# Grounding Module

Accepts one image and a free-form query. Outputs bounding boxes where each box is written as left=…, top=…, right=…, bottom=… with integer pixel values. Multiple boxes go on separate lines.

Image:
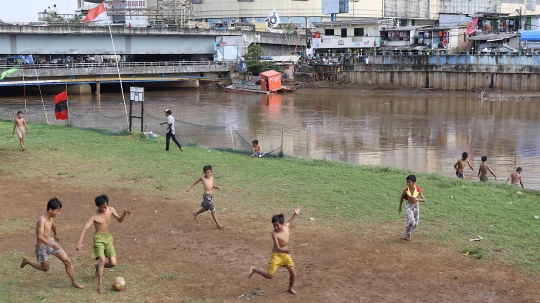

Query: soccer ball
left=112, top=276, right=126, bottom=291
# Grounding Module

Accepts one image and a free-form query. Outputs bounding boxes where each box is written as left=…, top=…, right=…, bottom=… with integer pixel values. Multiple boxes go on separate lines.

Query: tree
left=244, top=43, right=283, bottom=75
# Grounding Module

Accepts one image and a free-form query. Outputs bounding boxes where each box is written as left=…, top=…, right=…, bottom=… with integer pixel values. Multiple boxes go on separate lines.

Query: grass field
left=1, top=120, right=539, bottom=302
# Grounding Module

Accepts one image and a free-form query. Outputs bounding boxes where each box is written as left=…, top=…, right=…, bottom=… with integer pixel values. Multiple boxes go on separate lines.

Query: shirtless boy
left=76, top=194, right=132, bottom=294
left=398, top=175, right=426, bottom=241
left=506, top=167, right=524, bottom=188
left=20, top=197, right=84, bottom=289
left=454, top=152, right=476, bottom=179
left=12, top=111, right=29, bottom=151
left=478, top=156, right=497, bottom=182
left=249, top=205, right=302, bottom=295
left=248, top=140, right=265, bottom=158
left=187, top=165, right=224, bottom=229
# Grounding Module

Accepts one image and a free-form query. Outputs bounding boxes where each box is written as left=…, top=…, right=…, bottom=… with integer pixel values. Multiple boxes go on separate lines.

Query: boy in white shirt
left=160, top=109, right=183, bottom=152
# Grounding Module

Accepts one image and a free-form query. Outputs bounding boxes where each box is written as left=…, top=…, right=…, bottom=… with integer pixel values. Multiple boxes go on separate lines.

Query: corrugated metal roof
left=467, top=33, right=518, bottom=41
left=380, top=25, right=432, bottom=32
left=260, top=70, right=281, bottom=77
left=262, top=56, right=301, bottom=63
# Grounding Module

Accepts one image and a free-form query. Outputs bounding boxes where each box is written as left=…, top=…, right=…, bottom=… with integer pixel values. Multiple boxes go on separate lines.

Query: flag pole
left=103, top=1, right=129, bottom=130
left=32, top=66, right=49, bottom=124
left=21, top=67, right=28, bottom=121
left=65, top=64, right=71, bottom=125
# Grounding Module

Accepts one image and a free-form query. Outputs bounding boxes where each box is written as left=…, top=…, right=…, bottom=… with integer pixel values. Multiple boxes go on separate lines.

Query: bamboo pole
left=230, top=126, right=234, bottom=149
left=8, top=108, right=11, bottom=120
left=146, top=123, right=149, bottom=139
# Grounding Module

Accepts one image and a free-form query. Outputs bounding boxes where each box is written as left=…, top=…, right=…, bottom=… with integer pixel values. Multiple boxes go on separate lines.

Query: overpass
left=0, top=25, right=306, bottom=56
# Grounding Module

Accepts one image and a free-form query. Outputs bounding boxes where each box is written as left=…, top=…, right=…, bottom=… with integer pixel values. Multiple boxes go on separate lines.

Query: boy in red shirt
left=398, top=175, right=426, bottom=241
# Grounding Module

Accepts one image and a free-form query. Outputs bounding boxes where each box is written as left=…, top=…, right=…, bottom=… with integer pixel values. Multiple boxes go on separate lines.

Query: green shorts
left=92, top=232, right=116, bottom=260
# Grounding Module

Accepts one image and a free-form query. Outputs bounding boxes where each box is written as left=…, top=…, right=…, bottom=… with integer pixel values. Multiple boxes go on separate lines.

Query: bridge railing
left=0, top=61, right=233, bottom=69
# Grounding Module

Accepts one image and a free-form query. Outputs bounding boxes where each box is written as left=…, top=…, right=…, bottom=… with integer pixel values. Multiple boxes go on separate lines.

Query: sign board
left=322, top=0, right=349, bottom=14
left=130, top=86, right=144, bottom=102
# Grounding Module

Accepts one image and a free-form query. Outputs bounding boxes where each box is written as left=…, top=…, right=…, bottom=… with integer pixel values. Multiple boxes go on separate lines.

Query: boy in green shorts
left=76, top=194, right=132, bottom=294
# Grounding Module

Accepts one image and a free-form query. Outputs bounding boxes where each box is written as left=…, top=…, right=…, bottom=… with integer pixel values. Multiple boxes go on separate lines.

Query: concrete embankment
left=338, top=55, right=540, bottom=91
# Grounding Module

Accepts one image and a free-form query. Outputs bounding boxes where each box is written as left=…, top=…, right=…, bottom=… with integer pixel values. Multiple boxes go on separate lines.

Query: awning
left=520, top=30, right=540, bottom=41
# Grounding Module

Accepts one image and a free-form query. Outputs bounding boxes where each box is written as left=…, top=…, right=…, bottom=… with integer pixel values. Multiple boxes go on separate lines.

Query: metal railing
left=0, top=61, right=233, bottom=69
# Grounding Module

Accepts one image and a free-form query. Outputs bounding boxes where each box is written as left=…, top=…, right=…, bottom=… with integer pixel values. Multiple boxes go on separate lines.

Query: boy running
left=506, top=167, right=524, bottom=188
left=187, top=165, right=224, bottom=229
left=478, top=156, right=497, bottom=182
left=20, top=197, right=84, bottom=289
left=454, top=152, right=476, bottom=179
left=398, top=175, right=426, bottom=241
left=12, top=111, right=29, bottom=151
left=76, top=194, right=132, bottom=294
left=249, top=205, right=302, bottom=295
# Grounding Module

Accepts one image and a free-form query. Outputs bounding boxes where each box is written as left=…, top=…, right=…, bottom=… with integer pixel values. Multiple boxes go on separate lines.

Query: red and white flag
left=81, top=2, right=106, bottom=23
left=467, top=18, right=479, bottom=35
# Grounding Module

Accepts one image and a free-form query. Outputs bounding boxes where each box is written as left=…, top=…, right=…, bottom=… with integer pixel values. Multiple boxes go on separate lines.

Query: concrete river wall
left=342, top=55, right=540, bottom=91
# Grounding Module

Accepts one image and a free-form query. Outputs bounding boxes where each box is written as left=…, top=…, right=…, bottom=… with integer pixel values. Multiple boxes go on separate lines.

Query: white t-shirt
left=166, top=115, right=175, bottom=134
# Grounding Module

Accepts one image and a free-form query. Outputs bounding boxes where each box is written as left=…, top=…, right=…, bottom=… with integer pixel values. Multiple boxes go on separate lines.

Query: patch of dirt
left=1, top=177, right=539, bottom=302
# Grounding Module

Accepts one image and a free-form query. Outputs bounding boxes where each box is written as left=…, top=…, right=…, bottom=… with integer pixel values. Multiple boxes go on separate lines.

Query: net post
left=8, top=108, right=11, bottom=120
left=146, top=123, right=149, bottom=139
left=230, top=126, right=234, bottom=149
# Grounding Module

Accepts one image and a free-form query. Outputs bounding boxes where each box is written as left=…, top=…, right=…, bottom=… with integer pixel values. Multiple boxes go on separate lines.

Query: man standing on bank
left=160, top=109, right=183, bottom=152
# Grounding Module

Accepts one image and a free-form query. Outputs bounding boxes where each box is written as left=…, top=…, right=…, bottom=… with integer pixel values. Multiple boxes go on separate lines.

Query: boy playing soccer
left=398, top=175, right=426, bottom=241
left=506, top=167, right=524, bottom=188
left=76, top=195, right=132, bottom=294
left=187, top=165, right=224, bottom=230
left=248, top=140, right=265, bottom=158
left=12, top=111, right=29, bottom=151
left=249, top=205, right=302, bottom=295
left=20, top=197, right=84, bottom=289
left=478, top=156, right=497, bottom=182
left=453, top=152, right=476, bottom=179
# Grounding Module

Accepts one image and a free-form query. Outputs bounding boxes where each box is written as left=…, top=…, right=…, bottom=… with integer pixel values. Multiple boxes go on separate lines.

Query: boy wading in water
left=187, top=165, right=224, bottom=230
left=398, top=175, right=426, bottom=241
left=76, top=195, right=132, bottom=294
left=454, top=152, right=476, bottom=179
left=478, top=156, right=497, bottom=182
left=506, top=167, right=524, bottom=188
left=249, top=205, right=302, bottom=295
left=20, top=198, right=84, bottom=289
left=12, top=111, right=29, bottom=151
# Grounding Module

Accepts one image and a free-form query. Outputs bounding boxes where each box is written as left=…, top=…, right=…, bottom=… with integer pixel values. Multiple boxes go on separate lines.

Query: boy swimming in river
left=20, top=197, right=84, bottom=289
left=398, top=175, right=426, bottom=241
left=76, top=194, right=132, bottom=294
left=478, top=156, right=497, bottom=182
left=249, top=205, right=302, bottom=295
left=187, top=165, right=224, bottom=230
left=454, top=152, right=476, bottom=179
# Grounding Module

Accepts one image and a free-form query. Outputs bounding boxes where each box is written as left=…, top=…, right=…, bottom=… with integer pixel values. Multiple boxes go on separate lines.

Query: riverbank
left=1, top=121, right=540, bottom=302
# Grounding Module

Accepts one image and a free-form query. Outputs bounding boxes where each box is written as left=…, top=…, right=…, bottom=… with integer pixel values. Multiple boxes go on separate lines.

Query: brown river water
left=1, top=88, right=539, bottom=189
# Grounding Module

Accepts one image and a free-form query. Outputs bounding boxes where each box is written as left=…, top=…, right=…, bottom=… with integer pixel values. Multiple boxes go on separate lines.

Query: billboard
left=322, top=0, right=349, bottom=14
left=103, top=0, right=149, bottom=27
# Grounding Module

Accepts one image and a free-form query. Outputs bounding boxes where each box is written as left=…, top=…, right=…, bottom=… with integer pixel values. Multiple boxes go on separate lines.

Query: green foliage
left=245, top=43, right=264, bottom=59
left=245, top=59, right=284, bottom=75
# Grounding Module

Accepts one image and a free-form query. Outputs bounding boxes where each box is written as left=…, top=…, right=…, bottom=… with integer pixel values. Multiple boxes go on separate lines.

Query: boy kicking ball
left=76, top=194, right=132, bottom=294
left=249, top=205, right=302, bottom=295
left=20, top=198, right=84, bottom=289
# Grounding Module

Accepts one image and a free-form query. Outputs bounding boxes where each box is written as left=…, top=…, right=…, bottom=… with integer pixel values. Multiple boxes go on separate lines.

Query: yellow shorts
left=92, top=232, right=116, bottom=260
left=267, top=252, right=294, bottom=275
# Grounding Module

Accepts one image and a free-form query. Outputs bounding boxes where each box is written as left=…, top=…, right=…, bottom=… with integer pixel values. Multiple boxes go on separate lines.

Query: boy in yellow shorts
left=249, top=205, right=302, bottom=295
left=76, top=195, right=132, bottom=294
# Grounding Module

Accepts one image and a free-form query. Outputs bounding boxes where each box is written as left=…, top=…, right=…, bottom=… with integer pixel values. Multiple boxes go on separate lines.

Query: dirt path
left=1, top=176, right=539, bottom=302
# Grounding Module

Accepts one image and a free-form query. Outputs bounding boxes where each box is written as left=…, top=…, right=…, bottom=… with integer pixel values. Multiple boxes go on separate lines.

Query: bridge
left=0, top=25, right=306, bottom=55
left=0, top=61, right=233, bottom=94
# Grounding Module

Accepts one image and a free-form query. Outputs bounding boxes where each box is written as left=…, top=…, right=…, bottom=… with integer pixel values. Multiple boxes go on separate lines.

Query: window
left=290, top=16, right=306, bottom=27
left=255, top=17, right=266, bottom=23
left=354, top=28, right=364, bottom=36
left=238, top=0, right=253, bottom=2
left=325, top=28, right=334, bottom=35
left=341, top=28, right=347, bottom=37
left=399, top=19, right=407, bottom=26
left=308, top=16, right=322, bottom=28
left=192, top=0, right=202, bottom=3
left=222, top=18, right=236, bottom=26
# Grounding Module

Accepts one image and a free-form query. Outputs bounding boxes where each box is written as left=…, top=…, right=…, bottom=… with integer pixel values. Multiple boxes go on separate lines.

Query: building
left=312, top=20, right=390, bottom=51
